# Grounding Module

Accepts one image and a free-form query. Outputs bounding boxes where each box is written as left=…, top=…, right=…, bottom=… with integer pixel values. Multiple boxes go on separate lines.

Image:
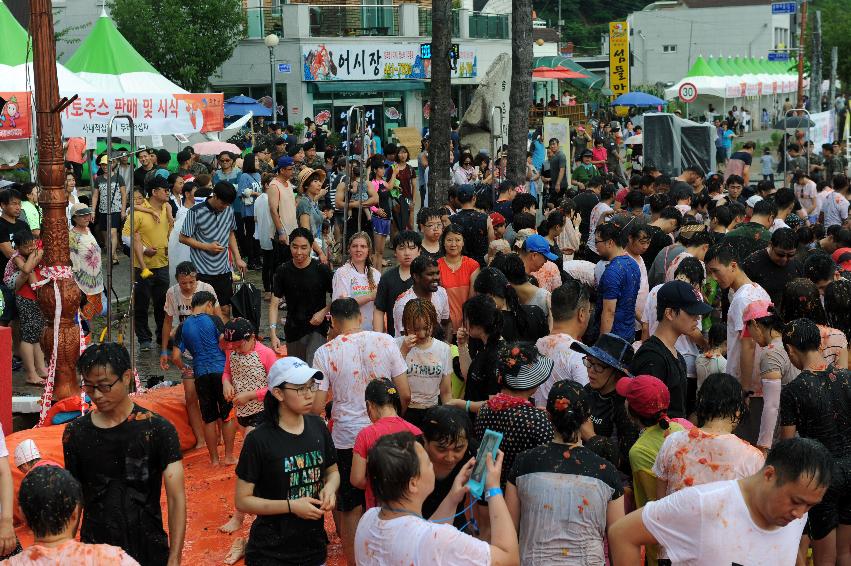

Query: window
left=662, top=44, right=677, bottom=53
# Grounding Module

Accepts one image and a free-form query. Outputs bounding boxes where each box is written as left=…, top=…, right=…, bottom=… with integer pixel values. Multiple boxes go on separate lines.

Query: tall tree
left=508, top=0, right=532, bottom=184
left=428, top=0, right=452, bottom=206
left=108, top=0, right=245, bottom=91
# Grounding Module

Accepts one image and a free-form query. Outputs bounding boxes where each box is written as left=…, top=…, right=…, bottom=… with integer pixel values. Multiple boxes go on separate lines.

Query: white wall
left=628, top=5, right=791, bottom=85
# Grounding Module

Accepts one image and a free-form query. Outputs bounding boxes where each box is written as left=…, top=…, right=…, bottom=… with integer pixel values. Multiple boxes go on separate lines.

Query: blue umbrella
left=610, top=91, right=667, bottom=107
left=224, top=94, right=272, bottom=117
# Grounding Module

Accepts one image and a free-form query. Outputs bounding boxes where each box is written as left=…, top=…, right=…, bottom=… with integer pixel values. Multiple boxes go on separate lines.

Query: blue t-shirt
left=597, top=255, right=641, bottom=342
left=175, top=313, right=226, bottom=376
left=722, top=130, right=734, bottom=149
left=531, top=139, right=546, bottom=171
left=214, top=168, right=244, bottom=215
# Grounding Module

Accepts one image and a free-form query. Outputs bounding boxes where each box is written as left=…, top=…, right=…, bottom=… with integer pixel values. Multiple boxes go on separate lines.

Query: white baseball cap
left=267, top=357, right=323, bottom=388
left=14, top=439, right=40, bottom=468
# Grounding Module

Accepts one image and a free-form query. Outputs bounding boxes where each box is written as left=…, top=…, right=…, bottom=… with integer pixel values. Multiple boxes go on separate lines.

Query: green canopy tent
left=65, top=9, right=186, bottom=93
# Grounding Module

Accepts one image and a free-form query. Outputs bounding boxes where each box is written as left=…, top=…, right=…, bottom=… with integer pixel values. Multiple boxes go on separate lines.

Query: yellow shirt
left=122, top=199, right=170, bottom=269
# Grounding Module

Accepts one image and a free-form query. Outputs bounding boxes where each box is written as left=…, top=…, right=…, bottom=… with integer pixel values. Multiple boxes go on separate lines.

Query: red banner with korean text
left=0, top=92, right=31, bottom=141
left=59, top=92, right=224, bottom=137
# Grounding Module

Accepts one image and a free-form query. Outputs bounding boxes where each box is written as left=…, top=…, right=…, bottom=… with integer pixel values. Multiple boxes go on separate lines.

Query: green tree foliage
left=812, top=0, right=851, bottom=90
left=535, top=0, right=650, bottom=53
left=107, top=0, right=245, bottom=91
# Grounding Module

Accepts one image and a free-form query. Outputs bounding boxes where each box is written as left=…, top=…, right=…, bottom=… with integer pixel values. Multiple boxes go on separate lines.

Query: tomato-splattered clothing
left=314, top=331, right=408, bottom=449
left=507, top=443, right=622, bottom=565
left=4, top=540, right=139, bottom=565
left=652, top=428, right=765, bottom=496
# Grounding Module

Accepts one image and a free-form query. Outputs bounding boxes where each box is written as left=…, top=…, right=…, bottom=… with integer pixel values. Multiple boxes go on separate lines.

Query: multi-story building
left=628, top=0, right=792, bottom=85
left=213, top=1, right=512, bottom=137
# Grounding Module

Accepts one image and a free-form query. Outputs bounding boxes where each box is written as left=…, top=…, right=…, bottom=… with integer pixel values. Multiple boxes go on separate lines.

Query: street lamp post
left=264, top=33, right=280, bottom=122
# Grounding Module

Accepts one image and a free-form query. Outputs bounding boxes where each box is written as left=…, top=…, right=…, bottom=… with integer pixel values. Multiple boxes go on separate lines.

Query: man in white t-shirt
left=610, top=437, right=831, bottom=566
left=534, top=281, right=590, bottom=406
left=706, top=241, right=770, bottom=444
left=311, top=297, right=411, bottom=565
left=586, top=184, right=616, bottom=256
left=822, top=175, right=850, bottom=228
left=355, top=431, right=519, bottom=566
left=392, top=255, right=451, bottom=339
left=158, top=260, right=219, bottom=449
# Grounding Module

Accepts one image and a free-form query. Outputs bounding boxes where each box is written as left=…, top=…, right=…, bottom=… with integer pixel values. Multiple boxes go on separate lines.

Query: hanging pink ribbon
left=32, top=266, right=73, bottom=427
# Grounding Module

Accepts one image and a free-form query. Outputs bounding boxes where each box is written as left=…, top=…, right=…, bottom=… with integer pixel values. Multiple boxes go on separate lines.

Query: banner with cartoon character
left=303, top=43, right=477, bottom=81
left=59, top=92, right=224, bottom=137
left=0, top=93, right=31, bottom=141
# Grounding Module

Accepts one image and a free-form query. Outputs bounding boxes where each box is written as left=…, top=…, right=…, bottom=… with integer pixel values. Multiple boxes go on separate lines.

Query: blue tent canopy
left=224, top=94, right=272, bottom=117
left=610, top=91, right=666, bottom=107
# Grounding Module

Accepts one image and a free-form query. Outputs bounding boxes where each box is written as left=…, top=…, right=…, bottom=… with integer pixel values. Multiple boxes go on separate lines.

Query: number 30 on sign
left=678, top=82, right=698, bottom=103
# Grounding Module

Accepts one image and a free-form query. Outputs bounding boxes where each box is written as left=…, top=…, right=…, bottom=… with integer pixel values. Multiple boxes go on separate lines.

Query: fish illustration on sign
left=314, top=110, right=331, bottom=125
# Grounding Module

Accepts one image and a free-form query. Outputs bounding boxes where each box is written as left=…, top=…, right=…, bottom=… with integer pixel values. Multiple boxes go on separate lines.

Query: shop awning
left=532, top=56, right=604, bottom=90
left=307, top=80, right=426, bottom=94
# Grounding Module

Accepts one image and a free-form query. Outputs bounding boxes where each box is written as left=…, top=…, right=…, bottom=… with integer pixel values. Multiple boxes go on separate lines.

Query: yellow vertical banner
left=609, top=21, right=630, bottom=98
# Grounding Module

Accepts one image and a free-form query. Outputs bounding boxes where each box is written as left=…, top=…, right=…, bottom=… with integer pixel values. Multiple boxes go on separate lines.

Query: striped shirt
left=180, top=200, right=235, bottom=275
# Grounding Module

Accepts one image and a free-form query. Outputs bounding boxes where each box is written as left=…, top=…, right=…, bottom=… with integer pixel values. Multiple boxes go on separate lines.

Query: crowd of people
left=1, top=118, right=851, bottom=565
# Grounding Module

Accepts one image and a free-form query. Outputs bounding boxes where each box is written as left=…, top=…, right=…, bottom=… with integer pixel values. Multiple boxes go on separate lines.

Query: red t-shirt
left=353, top=416, right=422, bottom=508
left=65, top=137, right=86, bottom=164
left=437, top=256, right=480, bottom=332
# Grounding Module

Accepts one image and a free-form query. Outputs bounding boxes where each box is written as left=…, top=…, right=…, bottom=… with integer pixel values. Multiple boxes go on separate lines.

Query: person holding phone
left=355, top=431, right=520, bottom=566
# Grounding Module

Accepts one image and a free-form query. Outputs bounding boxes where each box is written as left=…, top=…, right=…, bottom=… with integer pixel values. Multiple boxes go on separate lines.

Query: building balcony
left=245, top=3, right=509, bottom=40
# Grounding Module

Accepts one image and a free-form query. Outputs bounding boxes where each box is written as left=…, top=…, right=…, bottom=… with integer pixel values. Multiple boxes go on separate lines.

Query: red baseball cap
left=615, top=374, right=670, bottom=418
left=490, top=211, right=506, bottom=227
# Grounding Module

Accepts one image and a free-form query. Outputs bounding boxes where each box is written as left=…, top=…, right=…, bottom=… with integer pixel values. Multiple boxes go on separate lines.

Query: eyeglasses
left=582, top=358, right=610, bottom=373
left=424, top=223, right=443, bottom=229
left=282, top=381, right=319, bottom=397
left=81, top=374, right=122, bottom=394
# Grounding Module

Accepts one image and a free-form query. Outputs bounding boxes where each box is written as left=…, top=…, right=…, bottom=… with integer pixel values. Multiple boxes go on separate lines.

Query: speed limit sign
left=678, top=82, right=698, bottom=103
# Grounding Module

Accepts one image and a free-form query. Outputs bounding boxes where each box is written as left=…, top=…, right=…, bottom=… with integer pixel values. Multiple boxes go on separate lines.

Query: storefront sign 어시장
left=60, top=92, right=224, bottom=137
left=608, top=22, right=630, bottom=96
left=302, top=43, right=477, bottom=81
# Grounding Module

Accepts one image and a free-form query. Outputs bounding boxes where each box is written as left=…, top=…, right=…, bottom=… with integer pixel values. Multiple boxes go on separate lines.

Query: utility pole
left=808, top=10, right=821, bottom=110
left=829, top=46, right=837, bottom=107
left=796, top=0, right=807, bottom=108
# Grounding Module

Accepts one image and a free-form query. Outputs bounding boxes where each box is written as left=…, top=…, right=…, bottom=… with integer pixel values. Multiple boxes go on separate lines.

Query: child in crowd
left=350, top=379, right=422, bottom=509
left=219, top=318, right=278, bottom=533
left=760, top=146, right=775, bottom=184
left=417, top=207, right=444, bottom=261
left=4, top=233, right=46, bottom=385
left=398, top=299, right=453, bottom=428
left=171, top=291, right=236, bottom=466
left=695, top=322, right=727, bottom=392
left=13, top=439, right=60, bottom=475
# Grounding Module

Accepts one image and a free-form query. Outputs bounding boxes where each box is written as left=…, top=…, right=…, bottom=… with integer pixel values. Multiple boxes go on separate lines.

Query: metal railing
left=468, top=12, right=509, bottom=39
left=418, top=6, right=431, bottom=36
left=309, top=4, right=400, bottom=37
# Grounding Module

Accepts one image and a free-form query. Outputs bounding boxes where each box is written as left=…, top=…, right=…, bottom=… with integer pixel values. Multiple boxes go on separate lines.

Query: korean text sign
left=302, top=43, right=477, bottom=81
left=0, top=93, right=31, bottom=141
left=59, top=93, right=224, bottom=137
left=609, top=22, right=630, bottom=97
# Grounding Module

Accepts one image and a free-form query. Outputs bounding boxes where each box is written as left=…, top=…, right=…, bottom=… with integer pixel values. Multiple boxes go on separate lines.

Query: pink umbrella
left=532, top=65, right=589, bottom=79
left=191, top=141, right=242, bottom=155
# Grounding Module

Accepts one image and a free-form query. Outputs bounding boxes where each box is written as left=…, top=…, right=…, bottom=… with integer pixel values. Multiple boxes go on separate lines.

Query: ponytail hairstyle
left=751, top=304, right=785, bottom=334
left=262, top=390, right=280, bottom=424
left=472, top=266, right=528, bottom=336
left=365, top=378, right=402, bottom=416
left=546, top=379, right=591, bottom=443
left=825, top=278, right=851, bottom=342
left=462, top=293, right=503, bottom=340
left=537, top=211, right=565, bottom=237
left=347, top=231, right=376, bottom=289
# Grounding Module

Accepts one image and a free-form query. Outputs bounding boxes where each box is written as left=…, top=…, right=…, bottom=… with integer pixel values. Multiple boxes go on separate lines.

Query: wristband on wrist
left=270, top=323, right=278, bottom=329
left=484, top=487, right=503, bottom=500
left=160, top=350, right=168, bottom=356
left=465, top=400, right=471, bottom=412
left=286, top=499, right=291, bottom=513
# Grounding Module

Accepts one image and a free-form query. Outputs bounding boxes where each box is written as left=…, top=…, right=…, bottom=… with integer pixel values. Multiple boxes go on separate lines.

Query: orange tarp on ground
left=5, top=385, right=346, bottom=565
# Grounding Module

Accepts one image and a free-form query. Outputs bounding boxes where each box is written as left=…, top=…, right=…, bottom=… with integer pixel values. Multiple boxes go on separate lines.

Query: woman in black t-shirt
left=235, top=357, right=340, bottom=566
left=473, top=266, right=548, bottom=344
left=458, top=293, right=505, bottom=402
